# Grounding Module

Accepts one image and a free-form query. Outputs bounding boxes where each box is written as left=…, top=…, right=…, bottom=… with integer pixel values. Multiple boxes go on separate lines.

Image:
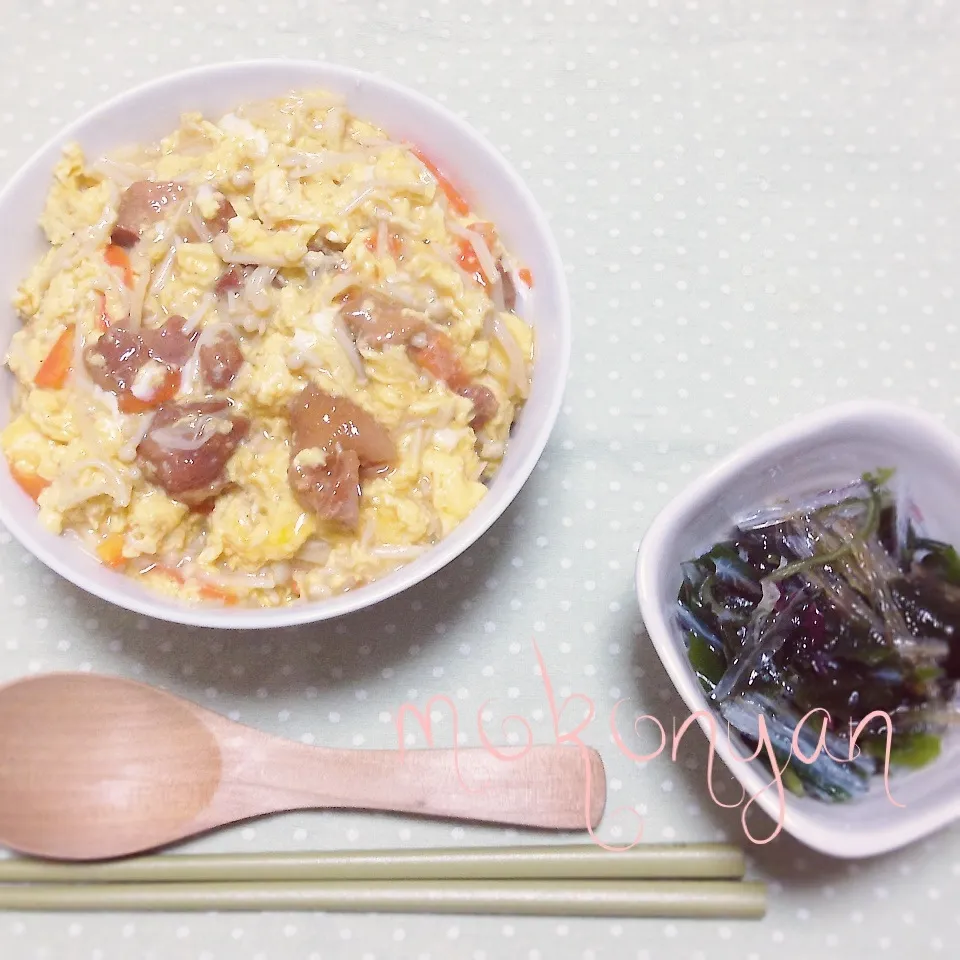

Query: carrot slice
left=413, top=149, right=471, bottom=216
left=409, top=329, right=469, bottom=391
left=199, top=583, right=238, bottom=606
left=117, top=367, right=180, bottom=414
left=104, top=244, right=135, bottom=288
left=96, top=293, right=111, bottom=333
left=364, top=231, right=404, bottom=259
left=154, top=564, right=185, bottom=585
left=96, top=533, right=126, bottom=570
left=519, top=267, right=534, bottom=287
left=471, top=221, right=498, bottom=248
left=33, top=325, right=75, bottom=390
left=9, top=463, right=50, bottom=502
left=152, top=562, right=237, bottom=605
left=456, top=237, right=488, bottom=286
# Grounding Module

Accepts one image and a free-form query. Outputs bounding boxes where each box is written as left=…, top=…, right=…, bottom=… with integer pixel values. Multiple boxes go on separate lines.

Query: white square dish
left=635, top=400, right=960, bottom=858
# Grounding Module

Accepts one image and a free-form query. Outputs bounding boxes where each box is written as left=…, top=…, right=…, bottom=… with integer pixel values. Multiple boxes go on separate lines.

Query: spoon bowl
left=0, top=674, right=606, bottom=861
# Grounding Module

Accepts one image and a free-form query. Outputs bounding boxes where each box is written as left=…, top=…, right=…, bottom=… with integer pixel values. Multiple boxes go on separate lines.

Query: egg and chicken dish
left=2, top=91, right=534, bottom=606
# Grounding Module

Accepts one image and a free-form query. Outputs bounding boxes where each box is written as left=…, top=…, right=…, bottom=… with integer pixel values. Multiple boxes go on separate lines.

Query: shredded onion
left=244, top=265, right=278, bottom=313
left=489, top=313, right=530, bottom=398
left=339, top=179, right=426, bottom=217
left=149, top=413, right=231, bottom=451
left=429, top=241, right=482, bottom=292
left=297, top=539, right=332, bottom=565
left=180, top=322, right=236, bottom=394
left=223, top=286, right=245, bottom=318
left=70, top=322, right=94, bottom=392
left=322, top=271, right=357, bottom=305
left=127, top=248, right=152, bottom=329
left=303, top=251, right=339, bottom=284
left=186, top=203, right=214, bottom=243
left=92, top=184, right=121, bottom=237
left=331, top=316, right=367, bottom=382
left=359, top=516, right=375, bottom=552
left=91, top=158, right=147, bottom=189
left=117, top=413, right=155, bottom=462
left=183, top=292, right=215, bottom=335
left=323, top=106, right=347, bottom=148
left=339, top=184, right=376, bottom=216
left=150, top=240, right=179, bottom=297
left=376, top=219, right=389, bottom=259
left=213, top=233, right=291, bottom=268
left=92, top=268, right=130, bottom=323
left=489, top=273, right=506, bottom=313
left=407, top=427, right=425, bottom=469
left=450, top=222, right=498, bottom=286
left=369, top=281, right=433, bottom=313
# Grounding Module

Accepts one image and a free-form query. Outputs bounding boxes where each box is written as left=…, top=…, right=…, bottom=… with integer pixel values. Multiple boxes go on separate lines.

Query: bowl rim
left=635, top=399, right=960, bottom=857
left=0, top=58, right=571, bottom=629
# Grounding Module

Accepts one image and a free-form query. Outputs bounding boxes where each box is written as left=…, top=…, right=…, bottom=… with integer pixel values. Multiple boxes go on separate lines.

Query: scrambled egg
left=2, top=91, right=535, bottom=607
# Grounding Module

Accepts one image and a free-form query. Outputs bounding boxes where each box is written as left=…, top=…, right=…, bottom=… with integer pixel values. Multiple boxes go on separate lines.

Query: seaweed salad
left=678, top=470, right=960, bottom=802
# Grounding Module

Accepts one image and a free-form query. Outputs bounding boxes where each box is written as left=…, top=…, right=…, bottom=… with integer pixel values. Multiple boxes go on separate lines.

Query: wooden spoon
left=0, top=673, right=606, bottom=861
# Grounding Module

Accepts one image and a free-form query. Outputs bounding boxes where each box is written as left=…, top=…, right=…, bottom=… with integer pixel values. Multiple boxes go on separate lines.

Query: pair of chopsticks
left=0, top=844, right=765, bottom=918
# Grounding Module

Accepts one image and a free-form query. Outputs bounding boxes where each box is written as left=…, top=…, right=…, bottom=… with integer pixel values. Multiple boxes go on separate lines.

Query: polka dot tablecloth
left=2, top=0, right=959, bottom=956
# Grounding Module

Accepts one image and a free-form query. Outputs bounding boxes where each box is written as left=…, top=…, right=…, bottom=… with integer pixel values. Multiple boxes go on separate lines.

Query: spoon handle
left=215, top=738, right=606, bottom=830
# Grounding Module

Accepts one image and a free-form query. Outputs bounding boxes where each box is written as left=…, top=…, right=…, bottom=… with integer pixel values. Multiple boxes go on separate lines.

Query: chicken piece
left=497, top=258, right=518, bottom=312
left=147, top=316, right=199, bottom=367
left=214, top=265, right=245, bottom=296
left=457, top=383, right=498, bottom=429
left=289, top=449, right=361, bottom=529
left=84, top=325, right=146, bottom=395
left=84, top=316, right=197, bottom=399
left=286, top=385, right=395, bottom=528
left=111, top=181, right=186, bottom=246
left=339, top=290, right=424, bottom=348
left=288, top=385, right=395, bottom=465
left=200, top=331, right=244, bottom=389
left=137, top=399, right=249, bottom=501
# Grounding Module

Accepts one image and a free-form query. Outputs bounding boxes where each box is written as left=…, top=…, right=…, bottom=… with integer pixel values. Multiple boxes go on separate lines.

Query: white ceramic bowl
left=636, top=400, right=960, bottom=858
left=0, top=60, right=570, bottom=629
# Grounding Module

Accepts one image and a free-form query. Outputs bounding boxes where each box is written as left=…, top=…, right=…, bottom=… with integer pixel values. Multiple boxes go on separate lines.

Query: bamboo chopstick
left=0, top=879, right=767, bottom=918
left=0, top=844, right=746, bottom=884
